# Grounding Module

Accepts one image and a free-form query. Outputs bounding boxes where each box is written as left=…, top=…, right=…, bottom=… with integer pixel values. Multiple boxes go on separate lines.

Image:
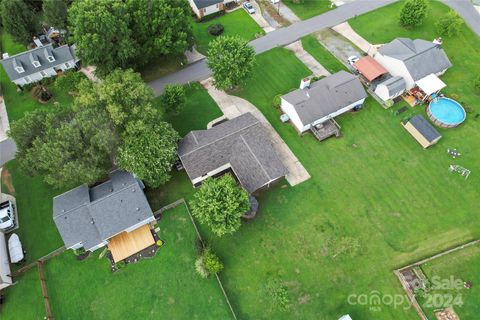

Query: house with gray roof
left=53, top=170, right=154, bottom=252
left=178, top=113, right=287, bottom=194
left=374, top=38, right=452, bottom=90
left=188, top=0, right=229, bottom=18
left=280, top=71, right=367, bottom=134
left=402, top=115, right=442, bottom=149
left=0, top=43, right=78, bottom=87
left=374, top=76, right=407, bottom=102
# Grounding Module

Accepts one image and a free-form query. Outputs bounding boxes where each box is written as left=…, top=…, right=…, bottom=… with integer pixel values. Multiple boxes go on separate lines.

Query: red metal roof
left=354, top=56, right=388, bottom=82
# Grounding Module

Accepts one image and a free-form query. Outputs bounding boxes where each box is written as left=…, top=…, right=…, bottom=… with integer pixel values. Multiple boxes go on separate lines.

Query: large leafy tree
left=68, top=0, right=193, bottom=76
left=0, top=0, right=37, bottom=44
left=399, top=0, right=428, bottom=28
left=9, top=99, right=118, bottom=189
left=436, top=10, right=463, bottom=37
left=207, top=36, right=256, bottom=90
left=160, top=84, right=186, bottom=114
left=190, top=174, right=250, bottom=237
left=117, top=121, right=179, bottom=187
left=43, top=0, right=68, bottom=29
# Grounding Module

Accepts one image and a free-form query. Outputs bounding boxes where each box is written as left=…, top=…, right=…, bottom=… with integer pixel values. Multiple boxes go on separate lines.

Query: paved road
left=149, top=0, right=480, bottom=96
left=149, top=0, right=396, bottom=95
left=440, top=0, right=480, bottom=36
left=0, top=138, right=16, bottom=167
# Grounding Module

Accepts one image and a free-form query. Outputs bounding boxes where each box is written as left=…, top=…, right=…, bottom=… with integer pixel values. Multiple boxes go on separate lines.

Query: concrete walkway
left=79, top=66, right=100, bottom=83
left=200, top=78, right=310, bottom=186
left=332, top=21, right=378, bottom=55
left=285, top=41, right=330, bottom=76
left=185, top=46, right=205, bottom=64
left=148, top=0, right=397, bottom=95
left=250, top=0, right=276, bottom=33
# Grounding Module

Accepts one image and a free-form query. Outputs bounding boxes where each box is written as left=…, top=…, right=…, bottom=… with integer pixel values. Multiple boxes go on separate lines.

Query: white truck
left=0, top=201, right=15, bottom=231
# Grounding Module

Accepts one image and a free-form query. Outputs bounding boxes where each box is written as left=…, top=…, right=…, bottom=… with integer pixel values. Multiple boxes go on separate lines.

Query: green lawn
left=191, top=10, right=264, bottom=55
left=0, top=267, right=46, bottom=320
left=417, top=244, right=480, bottom=319
left=42, top=205, right=233, bottom=319
left=282, top=0, right=332, bottom=20
left=301, top=35, right=348, bottom=73
left=0, top=32, right=74, bottom=122
left=1, top=161, right=65, bottom=263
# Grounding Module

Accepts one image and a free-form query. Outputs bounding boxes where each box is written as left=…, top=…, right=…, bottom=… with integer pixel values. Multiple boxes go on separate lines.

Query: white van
left=0, top=201, right=15, bottom=231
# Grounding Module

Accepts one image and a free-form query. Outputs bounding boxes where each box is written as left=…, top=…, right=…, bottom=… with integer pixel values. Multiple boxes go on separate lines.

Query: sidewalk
left=0, top=96, right=10, bottom=142
left=201, top=78, right=310, bottom=187
left=285, top=41, right=330, bottom=77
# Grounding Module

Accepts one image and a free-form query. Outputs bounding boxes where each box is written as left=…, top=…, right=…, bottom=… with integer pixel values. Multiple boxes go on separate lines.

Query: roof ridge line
left=238, top=134, right=271, bottom=181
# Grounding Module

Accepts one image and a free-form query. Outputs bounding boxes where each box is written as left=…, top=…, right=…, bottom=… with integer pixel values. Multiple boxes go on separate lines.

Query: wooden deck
left=311, top=119, right=341, bottom=141
left=108, top=224, right=155, bottom=263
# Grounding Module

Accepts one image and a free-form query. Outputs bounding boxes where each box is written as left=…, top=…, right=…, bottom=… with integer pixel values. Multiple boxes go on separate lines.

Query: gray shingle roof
left=378, top=38, right=452, bottom=81
left=53, top=170, right=153, bottom=251
left=0, top=44, right=76, bottom=81
left=192, top=0, right=223, bottom=9
left=378, top=76, right=406, bottom=94
left=281, top=71, right=367, bottom=125
left=178, top=113, right=287, bottom=193
left=408, top=115, right=442, bottom=142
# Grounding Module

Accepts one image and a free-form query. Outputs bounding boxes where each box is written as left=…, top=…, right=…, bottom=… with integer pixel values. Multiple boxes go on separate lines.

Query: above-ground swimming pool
left=427, top=97, right=466, bottom=128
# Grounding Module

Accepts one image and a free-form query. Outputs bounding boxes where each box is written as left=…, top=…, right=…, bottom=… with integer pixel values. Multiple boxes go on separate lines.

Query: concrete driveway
left=250, top=0, right=276, bottom=33
left=314, top=28, right=363, bottom=70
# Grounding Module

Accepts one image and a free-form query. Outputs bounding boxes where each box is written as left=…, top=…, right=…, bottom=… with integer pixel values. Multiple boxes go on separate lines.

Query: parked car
left=243, top=2, right=256, bottom=14
left=347, top=55, right=359, bottom=66
left=0, top=201, right=15, bottom=231
left=270, top=0, right=280, bottom=3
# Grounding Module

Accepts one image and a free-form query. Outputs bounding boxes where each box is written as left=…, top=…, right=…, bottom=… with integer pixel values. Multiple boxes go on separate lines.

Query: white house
left=374, top=76, right=407, bottom=102
left=0, top=231, right=12, bottom=291
left=0, top=43, right=78, bottom=87
left=188, top=0, right=228, bottom=19
left=373, top=38, right=452, bottom=90
left=280, top=71, right=367, bottom=134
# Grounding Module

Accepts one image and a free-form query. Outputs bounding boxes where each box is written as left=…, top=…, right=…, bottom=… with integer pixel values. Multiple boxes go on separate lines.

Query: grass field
left=301, top=35, right=348, bottom=73
left=42, top=205, right=232, bottom=319
left=0, top=267, right=45, bottom=319
left=0, top=32, right=74, bottom=122
left=191, top=10, right=264, bottom=55
left=417, top=244, right=480, bottom=319
left=282, top=0, right=332, bottom=20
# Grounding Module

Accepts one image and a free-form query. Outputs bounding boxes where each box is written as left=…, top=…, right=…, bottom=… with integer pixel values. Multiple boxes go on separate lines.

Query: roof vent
left=135, top=207, right=139, bottom=211
left=90, top=219, right=95, bottom=224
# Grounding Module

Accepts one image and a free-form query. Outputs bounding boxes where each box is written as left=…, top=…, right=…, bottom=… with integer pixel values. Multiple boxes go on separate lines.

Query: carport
left=354, top=56, right=388, bottom=82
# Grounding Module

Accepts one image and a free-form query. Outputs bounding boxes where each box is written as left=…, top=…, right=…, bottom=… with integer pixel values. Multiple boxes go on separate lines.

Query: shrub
left=73, top=247, right=85, bottom=256
left=436, top=10, right=463, bottom=37
left=399, top=0, right=428, bottom=28
left=194, top=248, right=224, bottom=278
left=160, top=84, right=186, bottom=114
left=55, top=71, right=85, bottom=93
left=202, top=248, right=223, bottom=275
left=272, top=94, right=282, bottom=109
left=207, top=23, right=224, bottom=36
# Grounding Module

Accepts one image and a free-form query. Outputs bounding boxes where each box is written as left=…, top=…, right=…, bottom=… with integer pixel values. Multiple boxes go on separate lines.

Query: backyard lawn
left=42, top=205, right=233, bottom=319
left=282, top=0, right=332, bottom=20
left=0, top=32, right=74, bottom=122
left=190, top=9, right=264, bottom=55
left=417, top=243, right=480, bottom=319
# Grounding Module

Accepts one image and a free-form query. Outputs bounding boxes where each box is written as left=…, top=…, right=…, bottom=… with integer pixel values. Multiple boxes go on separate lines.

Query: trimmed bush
left=436, top=10, right=463, bottom=37
left=208, top=23, right=224, bottom=36
left=272, top=94, right=282, bottom=109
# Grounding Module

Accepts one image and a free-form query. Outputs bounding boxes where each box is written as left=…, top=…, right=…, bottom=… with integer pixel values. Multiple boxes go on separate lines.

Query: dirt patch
left=1, top=168, right=15, bottom=195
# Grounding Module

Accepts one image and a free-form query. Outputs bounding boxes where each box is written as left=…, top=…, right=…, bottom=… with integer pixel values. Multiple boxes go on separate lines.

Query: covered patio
left=353, top=56, right=388, bottom=82
left=108, top=224, right=155, bottom=263
left=415, top=73, right=446, bottom=100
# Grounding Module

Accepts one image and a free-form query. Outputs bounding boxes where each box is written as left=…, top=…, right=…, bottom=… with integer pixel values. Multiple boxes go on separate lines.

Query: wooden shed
left=402, top=115, right=442, bottom=149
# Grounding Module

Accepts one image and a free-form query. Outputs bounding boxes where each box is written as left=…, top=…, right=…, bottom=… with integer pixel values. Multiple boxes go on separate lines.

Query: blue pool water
left=428, top=98, right=466, bottom=126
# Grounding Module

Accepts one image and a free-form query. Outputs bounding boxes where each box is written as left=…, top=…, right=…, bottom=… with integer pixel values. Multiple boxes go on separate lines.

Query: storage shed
left=402, top=115, right=442, bottom=149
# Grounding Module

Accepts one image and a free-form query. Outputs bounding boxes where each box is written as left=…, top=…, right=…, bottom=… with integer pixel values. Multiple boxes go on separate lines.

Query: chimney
left=300, top=77, right=311, bottom=90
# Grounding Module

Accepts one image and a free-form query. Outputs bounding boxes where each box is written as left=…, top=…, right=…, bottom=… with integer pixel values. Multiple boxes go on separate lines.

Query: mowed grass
left=416, top=244, right=480, bottom=319
left=0, top=267, right=45, bottom=320
left=191, top=9, right=264, bottom=55
left=1, top=161, right=65, bottom=263
left=0, top=32, right=74, bottom=122
left=43, top=205, right=232, bottom=319
left=301, top=35, right=348, bottom=73
left=282, top=0, right=332, bottom=20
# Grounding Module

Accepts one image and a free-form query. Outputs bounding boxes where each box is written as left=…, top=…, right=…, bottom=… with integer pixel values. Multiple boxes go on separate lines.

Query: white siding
left=203, top=3, right=221, bottom=16
left=374, top=53, right=415, bottom=89
left=280, top=98, right=308, bottom=133
left=188, top=0, right=201, bottom=17
left=375, top=85, right=404, bottom=101
left=124, top=217, right=155, bottom=233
